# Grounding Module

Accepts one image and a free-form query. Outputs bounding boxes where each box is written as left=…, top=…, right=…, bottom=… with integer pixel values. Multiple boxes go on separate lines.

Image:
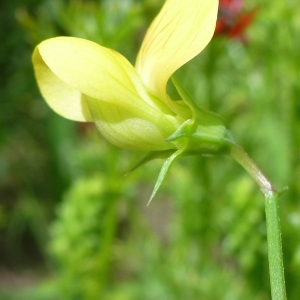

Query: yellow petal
left=33, top=37, right=155, bottom=121
left=86, top=95, right=181, bottom=151
left=33, top=48, right=92, bottom=121
left=135, top=0, right=218, bottom=99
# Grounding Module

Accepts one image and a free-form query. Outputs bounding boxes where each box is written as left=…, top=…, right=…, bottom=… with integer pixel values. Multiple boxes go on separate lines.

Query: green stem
left=265, top=191, right=287, bottom=300
left=230, top=145, right=287, bottom=300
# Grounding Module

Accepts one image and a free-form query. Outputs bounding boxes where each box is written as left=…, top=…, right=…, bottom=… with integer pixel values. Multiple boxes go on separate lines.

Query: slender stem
left=230, top=145, right=287, bottom=300
left=265, top=191, right=287, bottom=300
left=230, top=145, right=275, bottom=193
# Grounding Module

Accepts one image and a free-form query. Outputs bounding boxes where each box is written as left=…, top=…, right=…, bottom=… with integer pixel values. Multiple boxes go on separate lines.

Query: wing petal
left=33, top=37, right=149, bottom=121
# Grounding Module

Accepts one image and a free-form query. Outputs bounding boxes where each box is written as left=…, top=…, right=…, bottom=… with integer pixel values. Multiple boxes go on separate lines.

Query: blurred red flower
left=215, top=0, right=256, bottom=41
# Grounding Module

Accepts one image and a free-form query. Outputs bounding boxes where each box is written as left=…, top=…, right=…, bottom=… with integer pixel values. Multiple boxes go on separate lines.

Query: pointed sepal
left=147, top=150, right=182, bottom=205
left=172, top=76, right=224, bottom=126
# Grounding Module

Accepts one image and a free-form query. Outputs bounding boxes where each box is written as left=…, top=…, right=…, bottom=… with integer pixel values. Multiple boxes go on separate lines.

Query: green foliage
left=1, top=0, right=300, bottom=299
left=49, top=174, right=119, bottom=298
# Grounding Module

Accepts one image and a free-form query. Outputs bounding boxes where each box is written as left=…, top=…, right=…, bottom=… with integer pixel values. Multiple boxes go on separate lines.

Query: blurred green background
left=0, top=0, right=300, bottom=299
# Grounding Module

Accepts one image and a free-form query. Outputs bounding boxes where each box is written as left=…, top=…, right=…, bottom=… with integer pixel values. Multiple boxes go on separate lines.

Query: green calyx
left=166, top=119, right=232, bottom=156
left=145, top=77, right=237, bottom=204
left=169, top=76, right=235, bottom=156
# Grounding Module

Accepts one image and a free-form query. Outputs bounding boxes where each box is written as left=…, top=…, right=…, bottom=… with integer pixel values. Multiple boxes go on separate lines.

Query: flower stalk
left=230, top=145, right=287, bottom=300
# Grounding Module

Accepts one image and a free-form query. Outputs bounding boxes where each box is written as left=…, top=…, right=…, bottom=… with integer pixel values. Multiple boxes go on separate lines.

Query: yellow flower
left=32, top=0, right=218, bottom=151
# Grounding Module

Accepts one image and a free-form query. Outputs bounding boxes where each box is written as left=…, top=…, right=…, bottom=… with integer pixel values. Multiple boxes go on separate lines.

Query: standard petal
left=33, top=37, right=159, bottom=121
left=135, top=0, right=218, bottom=99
